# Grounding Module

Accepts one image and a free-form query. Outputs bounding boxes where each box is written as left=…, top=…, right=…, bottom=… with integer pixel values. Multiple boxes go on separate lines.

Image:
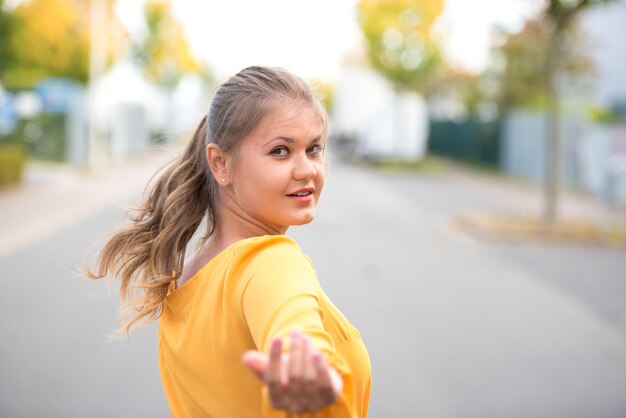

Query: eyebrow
left=263, top=135, right=322, bottom=147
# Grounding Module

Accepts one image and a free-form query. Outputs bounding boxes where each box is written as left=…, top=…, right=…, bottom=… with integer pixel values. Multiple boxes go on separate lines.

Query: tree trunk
left=543, top=28, right=562, bottom=228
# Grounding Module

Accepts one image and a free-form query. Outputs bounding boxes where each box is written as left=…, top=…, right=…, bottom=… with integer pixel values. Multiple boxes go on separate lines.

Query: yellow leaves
left=356, top=0, right=445, bottom=92
left=140, top=0, right=201, bottom=87
left=7, top=0, right=125, bottom=85
left=310, top=79, right=334, bottom=112
left=12, top=0, right=87, bottom=80
left=358, top=0, right=444, bottom=44
left=170, top=25, right=200, bottom=73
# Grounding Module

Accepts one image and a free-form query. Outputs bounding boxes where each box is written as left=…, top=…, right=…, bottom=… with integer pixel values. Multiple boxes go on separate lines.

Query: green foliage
left=0, top=144, right=26, bottom=186
left=546, top=0, right=615, bottom=29
left=429, top=66, right=491, bottom=116
left=373, top=155, right=445, bottom=174
left=357, top=0, right=445, bottom=94
left=0, top=0, right=124, bottom=88
left=490, top=0, right=617, bottom=111
left=310, top=80, right=335, bottom=113
left=587, top=105, right=620, bottom=124
left=1, top=113, right=66, bottom=161
left=0, top=0, right=16, bottom=81
left=492, top=19, right=550, bottom=109
left=492, top=15, right=594, bottom=110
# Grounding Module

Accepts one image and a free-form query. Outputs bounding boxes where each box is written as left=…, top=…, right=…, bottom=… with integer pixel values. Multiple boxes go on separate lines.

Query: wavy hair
left=87, top=66, right=329, bottom=335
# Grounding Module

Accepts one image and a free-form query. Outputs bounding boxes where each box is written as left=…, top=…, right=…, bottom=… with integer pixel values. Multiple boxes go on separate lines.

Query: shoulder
left=229, top=235, right=319, bottom=298
left=232, top=235, right=313, bottom=273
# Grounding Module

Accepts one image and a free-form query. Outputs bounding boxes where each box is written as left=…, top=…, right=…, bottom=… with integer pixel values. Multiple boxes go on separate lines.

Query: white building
left=331, top=65, right=428, bottom=162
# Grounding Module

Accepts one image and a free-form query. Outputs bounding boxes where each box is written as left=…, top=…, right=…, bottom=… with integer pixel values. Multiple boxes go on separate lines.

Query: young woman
left=89, top=66, right=371, bottom=417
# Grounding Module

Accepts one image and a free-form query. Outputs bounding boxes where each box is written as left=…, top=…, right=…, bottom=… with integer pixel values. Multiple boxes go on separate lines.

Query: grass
left=371, top=154, right=503, bottom=177
left=369, top=155, right=626, bottom=248
left=456, top=214, right=626, bottom=248
left=371, top=156, right=448, bottom=174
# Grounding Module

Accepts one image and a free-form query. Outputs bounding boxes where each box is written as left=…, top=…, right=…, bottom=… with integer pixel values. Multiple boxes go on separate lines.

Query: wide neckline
left=168, top=234, right=296, bottom=296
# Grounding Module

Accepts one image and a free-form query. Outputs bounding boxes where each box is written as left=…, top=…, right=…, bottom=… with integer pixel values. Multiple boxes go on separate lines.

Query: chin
left=289, top=212, right=316, bottom=226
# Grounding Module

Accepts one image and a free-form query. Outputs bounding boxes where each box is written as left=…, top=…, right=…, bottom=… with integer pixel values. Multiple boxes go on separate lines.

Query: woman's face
left=227, top=103, right=326, bottom=233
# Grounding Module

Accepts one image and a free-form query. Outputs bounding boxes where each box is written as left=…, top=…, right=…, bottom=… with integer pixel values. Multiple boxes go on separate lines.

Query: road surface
left=1, top=154, right=625, bottom=417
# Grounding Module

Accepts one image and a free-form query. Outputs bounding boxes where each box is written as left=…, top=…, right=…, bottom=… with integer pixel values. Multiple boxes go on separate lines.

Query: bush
left=0, top=144, right=26, bottom=186
left=0, top=113, right=66, bottom=161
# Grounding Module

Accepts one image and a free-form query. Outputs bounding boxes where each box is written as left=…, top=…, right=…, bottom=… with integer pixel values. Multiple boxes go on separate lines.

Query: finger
left=300, top=335, right=317, bottom=412
left=313, top=353, right=339, bottom=403
left=241, top=350, right=267, bottom=380
left=302, top=335, right=316, bottom=381
left=266, top=338, right=282, bottom=384
left=266, top=338, right=284, bottom=408
left=288, top=329, right=304, bottom=378
left=288, top=329, right=304, bottom=396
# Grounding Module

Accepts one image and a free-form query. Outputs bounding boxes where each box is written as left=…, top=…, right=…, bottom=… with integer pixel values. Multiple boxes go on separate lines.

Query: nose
left=292, top=154, right=317, bottom=180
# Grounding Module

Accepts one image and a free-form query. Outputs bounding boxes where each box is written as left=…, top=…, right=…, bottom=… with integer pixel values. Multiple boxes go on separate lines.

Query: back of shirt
left=158, top=235, right=371, bottom=418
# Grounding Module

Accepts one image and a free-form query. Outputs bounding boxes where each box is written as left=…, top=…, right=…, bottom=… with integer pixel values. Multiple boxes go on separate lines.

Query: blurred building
left=331, top=65, right=428, bottom=162
left=580, top=0, right=626, bottom=115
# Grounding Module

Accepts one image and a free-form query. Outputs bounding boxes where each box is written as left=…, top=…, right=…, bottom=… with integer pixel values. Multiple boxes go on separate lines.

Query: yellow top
left=158, top=235, right=371, bottom=418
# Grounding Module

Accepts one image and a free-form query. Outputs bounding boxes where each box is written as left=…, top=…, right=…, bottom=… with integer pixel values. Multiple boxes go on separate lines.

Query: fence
left=428, top=117, right=500, bottom=167
left=501, top=110, right=626, bottom=206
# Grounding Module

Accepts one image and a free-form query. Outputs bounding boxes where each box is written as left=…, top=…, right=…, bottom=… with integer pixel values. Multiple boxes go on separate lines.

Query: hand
left=242, top=329, right=343, bottom=415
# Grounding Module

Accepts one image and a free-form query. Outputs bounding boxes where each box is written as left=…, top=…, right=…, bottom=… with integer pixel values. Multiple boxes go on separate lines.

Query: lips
left=287, top=187, right=314, bottom=197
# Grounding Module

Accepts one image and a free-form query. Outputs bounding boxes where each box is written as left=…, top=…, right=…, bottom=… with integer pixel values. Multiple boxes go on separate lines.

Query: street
left=1, top=154, right=626, bottom=418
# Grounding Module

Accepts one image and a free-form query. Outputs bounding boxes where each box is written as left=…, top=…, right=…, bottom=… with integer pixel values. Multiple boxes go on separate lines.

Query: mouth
left=287, top=187, right=315, bottom=198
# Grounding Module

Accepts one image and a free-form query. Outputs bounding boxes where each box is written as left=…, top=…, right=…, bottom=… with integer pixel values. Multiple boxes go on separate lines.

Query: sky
left=115, top=0, right=543, bottom=81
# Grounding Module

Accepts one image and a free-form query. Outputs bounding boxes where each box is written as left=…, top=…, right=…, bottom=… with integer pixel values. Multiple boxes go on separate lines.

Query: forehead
left=250, top=103, right=323, bottom=141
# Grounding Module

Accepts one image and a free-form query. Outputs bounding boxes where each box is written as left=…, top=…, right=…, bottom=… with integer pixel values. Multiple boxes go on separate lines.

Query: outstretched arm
left=242, top=329, right=343, bottom=415
left=239, top=238, right=359, bottom=417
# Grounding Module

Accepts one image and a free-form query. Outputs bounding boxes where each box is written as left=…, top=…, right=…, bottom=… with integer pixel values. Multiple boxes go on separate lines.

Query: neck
left=212, top=201, right=287, bottom=250
left=179, top=200, right=288, bottom=289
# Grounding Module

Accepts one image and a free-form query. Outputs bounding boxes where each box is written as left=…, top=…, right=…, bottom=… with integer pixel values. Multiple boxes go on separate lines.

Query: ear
left=206, top=143, right=231, bottom=185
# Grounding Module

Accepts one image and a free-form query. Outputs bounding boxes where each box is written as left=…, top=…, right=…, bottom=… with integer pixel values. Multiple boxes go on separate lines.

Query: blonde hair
left=87, top=66, right=329, bottom=335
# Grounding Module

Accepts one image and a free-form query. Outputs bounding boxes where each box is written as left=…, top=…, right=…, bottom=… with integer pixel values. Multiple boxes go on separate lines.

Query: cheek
left=314, top=165, right=326, bottom=198
left=316, top=162, right=326, bottom=184
left=238, top=161, right=286, bottom=197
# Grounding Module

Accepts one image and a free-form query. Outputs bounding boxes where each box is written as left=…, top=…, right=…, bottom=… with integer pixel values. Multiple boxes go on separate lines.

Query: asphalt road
left=1, top=156, right=625, bottom=418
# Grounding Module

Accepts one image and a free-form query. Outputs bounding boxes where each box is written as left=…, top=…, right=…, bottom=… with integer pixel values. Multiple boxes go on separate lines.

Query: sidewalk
left=430, top=159, right=626, bottom=246
left=0, top=148, right=177, bottom=259
left=444, top=160, right=626, bottom=225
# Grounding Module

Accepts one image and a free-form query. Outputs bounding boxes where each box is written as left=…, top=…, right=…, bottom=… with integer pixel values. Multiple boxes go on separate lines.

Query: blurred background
left=0, top=0, right=625, bottom=417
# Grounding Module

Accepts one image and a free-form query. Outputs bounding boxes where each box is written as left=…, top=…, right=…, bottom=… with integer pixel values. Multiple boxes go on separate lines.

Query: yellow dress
left=158, top=235, right=371, bottom=418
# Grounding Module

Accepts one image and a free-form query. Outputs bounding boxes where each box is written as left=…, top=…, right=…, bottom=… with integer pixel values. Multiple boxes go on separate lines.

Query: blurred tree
left=1, top=0, right=125, bottom=88
left=541, top=0, right=615, bottom=227
left=489, top=1, right=614, bottom=227
left=0, top=0, right=16, bottom=83
left=357, top=0, right=445, bottom=94
left=132, top=0, right=202, bottom=90
left=430, top=66, right=488, bottom=117
left=493, top=17, right=593, bottom=110
left=310, top=79, right=335, bottom=113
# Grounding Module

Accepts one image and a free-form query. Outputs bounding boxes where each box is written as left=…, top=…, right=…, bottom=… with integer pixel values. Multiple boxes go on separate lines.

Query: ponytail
left=87, top=66, right=329, bottom=335
left=87, top=116, right=218, bottom=335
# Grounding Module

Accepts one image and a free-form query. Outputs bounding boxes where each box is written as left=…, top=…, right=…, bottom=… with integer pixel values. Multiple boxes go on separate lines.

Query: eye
left=270, top=146, right=290, bottom=157
left=307, top=144, right=324, bottom=155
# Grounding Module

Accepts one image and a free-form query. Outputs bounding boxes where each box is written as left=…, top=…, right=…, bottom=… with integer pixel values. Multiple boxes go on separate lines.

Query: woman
left=89, top=66, right=371, bottom=417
